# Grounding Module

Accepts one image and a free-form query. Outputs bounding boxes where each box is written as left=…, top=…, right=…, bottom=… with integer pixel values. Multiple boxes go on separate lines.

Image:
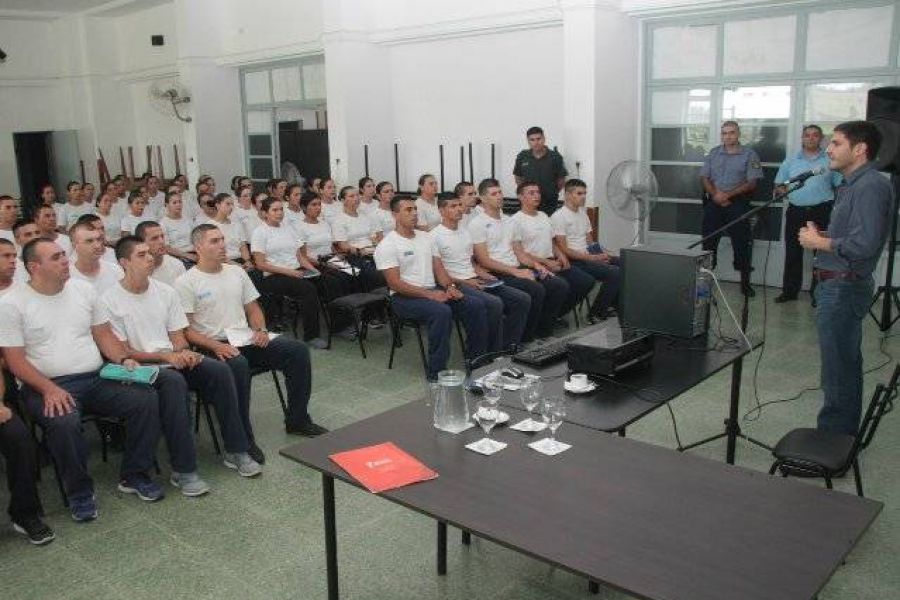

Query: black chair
left=768, top=364, right=898, bottom=497
left=314, top=265, right=389, bottom=358
left=193, top=391, right=222, bottom=455
left=386, top=297, right=467, bottom=377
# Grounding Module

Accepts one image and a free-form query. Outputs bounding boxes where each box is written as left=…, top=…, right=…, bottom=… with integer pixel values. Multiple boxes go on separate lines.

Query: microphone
left=781, top=166, right=826, bottom=185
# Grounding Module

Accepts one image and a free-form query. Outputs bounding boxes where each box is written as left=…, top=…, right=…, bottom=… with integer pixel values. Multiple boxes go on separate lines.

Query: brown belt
left=813, top=269, right=862, bottom=282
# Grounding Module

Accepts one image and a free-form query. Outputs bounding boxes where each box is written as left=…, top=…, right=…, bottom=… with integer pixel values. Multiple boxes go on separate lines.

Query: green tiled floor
left=2, top=283, right=899, bottom=599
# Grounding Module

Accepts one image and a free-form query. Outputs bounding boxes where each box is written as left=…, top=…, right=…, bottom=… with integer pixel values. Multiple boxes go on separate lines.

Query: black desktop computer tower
left=620, top=246, right=713, bottom=338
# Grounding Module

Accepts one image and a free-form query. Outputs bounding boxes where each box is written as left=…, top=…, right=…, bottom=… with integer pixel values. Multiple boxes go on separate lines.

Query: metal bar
left=127, top=147, right=135, bottom=180
left=364, top=144, right=370, bottom=178
left=459, top=145, right=464, bottom=182
left=468, top=142, right=474, bottom=183
left=79, top=160, right=85, bottom=182
left=394, top=143, right=400, bottom=190
left=157, top=145, right=165, bottom=181
left=439, top=145, right=445, bottom=193
left=323, top=474, right=339, bottom=600
left=437, top=521, right=447, bottom=575
left=490, top=143, right=496, bottom=179
left=118, top=147, right=126, bottom=178
left=173, top=144, right=182, bottom=176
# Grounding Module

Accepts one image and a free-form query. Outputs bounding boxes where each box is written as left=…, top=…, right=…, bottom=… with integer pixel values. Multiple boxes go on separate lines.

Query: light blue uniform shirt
left=700, top=145, right=763, bottom=193
left=774, top=149, right=842, bottom=207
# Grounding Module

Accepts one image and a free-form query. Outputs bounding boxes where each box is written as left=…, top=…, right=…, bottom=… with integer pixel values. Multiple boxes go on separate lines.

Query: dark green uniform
left=513, top=148, right=567, bottom=215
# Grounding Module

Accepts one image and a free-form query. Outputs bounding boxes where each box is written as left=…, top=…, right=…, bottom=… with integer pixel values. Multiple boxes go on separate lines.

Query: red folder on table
left=329, top=442, right=438, bottom=493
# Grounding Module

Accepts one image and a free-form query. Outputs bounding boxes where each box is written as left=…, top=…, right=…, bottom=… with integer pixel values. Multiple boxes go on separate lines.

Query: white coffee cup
left=570, top=373, right=589, bottom=389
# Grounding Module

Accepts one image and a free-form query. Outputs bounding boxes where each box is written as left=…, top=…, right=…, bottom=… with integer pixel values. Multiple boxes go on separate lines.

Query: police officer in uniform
left=513, top=126, right=568, bottom=216
left=700, top=120, right=763, bottom=297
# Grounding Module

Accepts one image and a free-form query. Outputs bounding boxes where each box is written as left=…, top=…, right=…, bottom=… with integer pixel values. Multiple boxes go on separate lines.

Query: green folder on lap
left=99, top=363, right=160, bottom=385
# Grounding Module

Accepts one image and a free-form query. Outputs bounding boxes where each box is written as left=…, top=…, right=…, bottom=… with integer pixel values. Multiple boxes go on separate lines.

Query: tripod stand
left=679, top=184, right=803, bottom=463
left=869, top=173, right=900, bottom=331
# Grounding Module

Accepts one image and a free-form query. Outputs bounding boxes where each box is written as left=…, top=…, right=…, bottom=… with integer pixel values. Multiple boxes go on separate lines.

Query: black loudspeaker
left=866, top=86, right=900, bottom=173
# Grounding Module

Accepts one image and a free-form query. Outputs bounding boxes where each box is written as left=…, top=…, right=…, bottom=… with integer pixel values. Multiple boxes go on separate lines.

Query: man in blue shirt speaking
left=799, top=121, right=892, bottom=435
left=775, top=125, right=842, bottom=304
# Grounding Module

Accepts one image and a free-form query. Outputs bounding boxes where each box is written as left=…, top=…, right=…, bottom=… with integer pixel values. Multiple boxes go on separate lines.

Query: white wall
left=387, top=26, right=565, bottom=194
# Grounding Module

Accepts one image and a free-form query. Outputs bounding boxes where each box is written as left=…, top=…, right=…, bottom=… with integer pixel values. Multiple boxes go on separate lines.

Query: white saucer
left=564, top=380, right=597, bottom=394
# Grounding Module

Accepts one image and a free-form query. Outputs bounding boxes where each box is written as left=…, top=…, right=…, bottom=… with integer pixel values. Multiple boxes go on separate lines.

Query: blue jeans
left=23, top=372, right=160, bottom=502
left=814, top=278, right=874, bottom=435
left=573, top=259, right=621, bottom=314
left=460, top=286, right=503, bottom=353
left=179, top=357, right=250, bottom=454
left=499, top=274, right=570, bottom=341
left=486, top=283, right=531, bottom=349
left=557, top=266, right=595, bottom=315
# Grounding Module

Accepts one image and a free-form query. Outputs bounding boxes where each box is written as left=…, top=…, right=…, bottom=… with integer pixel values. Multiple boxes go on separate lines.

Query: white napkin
left=509, top=418, right=547, bottom=432
left=465, top=438, right=507, bottom=455
left=528, top=437, right=571, bottom=456
left=224, top=327, right=281, bottom=348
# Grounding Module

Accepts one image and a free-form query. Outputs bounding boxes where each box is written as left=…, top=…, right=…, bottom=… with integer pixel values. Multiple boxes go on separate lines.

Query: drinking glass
left=541, top=397, right=567, bottom=451
left=519, top=377, right=542, bottom=430
left=473, top=399, right=499, bottom=452
left=483, top=373, right=503, bottom=407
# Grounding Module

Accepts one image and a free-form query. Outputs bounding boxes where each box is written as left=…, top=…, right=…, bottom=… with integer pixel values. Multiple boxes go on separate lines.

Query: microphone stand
left=679, top=181, right=804, bottom=462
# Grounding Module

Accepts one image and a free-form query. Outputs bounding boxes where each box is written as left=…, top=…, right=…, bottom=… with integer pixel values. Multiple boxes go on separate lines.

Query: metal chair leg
left=768, top=461, right=779, bottom=475
left=271, top=371, right=288, bottom=417
left=824, top=474, right=833, bottom=490
left=201, top=396, right=222, bottom=455
left=853, top=459, right=864, bottom=497
left=353, top=311, right=367, bottom=359
left=414, top=325, right=429, bottom=377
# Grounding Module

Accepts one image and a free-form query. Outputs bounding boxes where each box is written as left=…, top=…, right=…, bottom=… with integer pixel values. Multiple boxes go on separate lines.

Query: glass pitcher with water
left=432, top=370, right=470, bottom=433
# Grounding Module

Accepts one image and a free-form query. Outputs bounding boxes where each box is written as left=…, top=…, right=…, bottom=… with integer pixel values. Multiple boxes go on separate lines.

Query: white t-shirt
left=146, top=192, right=166, bottom=220
left=372, top=207, right=395, bottom=234
left=13, top=259, right=28, bottom=284
left=56, top=203, right=94, bottom=230
left=160, top=216, right=194, bottom=253
left=550, top=204, right=592, bottom=253
left=70, top=260, right=124, bottom=295
left=321, top=200, right=343, bottom=224
left=101, top=280, right=187, bottom=353
left=181, top=192, right=201, bottom=222
left=241, top=210, right=263, bottom=243
left=110, top=199, right=128, bottom=221
left=43, top=233, right=73, bottom=257
left=374, top=230, right=435, bottom=289
left=431, top=224, right=476, bottom=280
left=152, top=255, right=187, bottom=287
left=232, top=205, right=255, bottom=230
left=358, top=200, right=377, bottom=218
left=98, top=212, right=122, bottom=243
left=0, top=282, right=17, bottom=297
left=120, top=214, right=148, bottom=236
left=415, top=197, right=441, bottom=230
left=283, top=208, right=305, bottom=235
left=251, top=223, right=300, bottom=270
left=511, top=211, right=555, bottom=259
left=468, top=212, right=519, bottom=268
left=331, top=211, right=375, bottom=248
left=175, top=264, right=260, bottom=341
left=0, top=228, right=15, bottom=244
left=0, top=279, right=106, bottom=378
left=211, top=219, right=247, bottom=261
left=296, top=220, right=333, bottom=260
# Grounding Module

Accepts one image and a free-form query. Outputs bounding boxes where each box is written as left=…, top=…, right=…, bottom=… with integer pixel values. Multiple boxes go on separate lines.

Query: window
left=806, top=4, right=894, bottom=71
left=723, top=16, right=796, bottom=75
left=805, top=82, right=881, bottom=134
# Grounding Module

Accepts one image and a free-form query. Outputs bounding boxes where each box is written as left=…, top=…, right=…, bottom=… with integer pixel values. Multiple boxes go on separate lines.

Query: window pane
left=651, top=127, right=710, bottom=162
left=272, top=67, right=302, bottom=102
left=724, top=16, right=796, bottom=75
left=302, top=62, right=326, bottom=99
left=250, top=158, right=274, bottom=180
left=651, top=25, right=717, bottom=79
left=649, top=202, right=703, bottom=235
left=652, top=165, right=703, bottom=199
left=248, top=135, right=272, bottom=156
left=243, top=71, right=271, bottom=105
left=651, top=89, right=711, bottom=125
left=246, top=110, right=272, bottom=135
left=742, top=126, right=788, bottom=164
left=807, top=5, right=893, bottom=71
left=805, top=82, right=873, bottom=123
left=722, top=86, right=791, bottom=120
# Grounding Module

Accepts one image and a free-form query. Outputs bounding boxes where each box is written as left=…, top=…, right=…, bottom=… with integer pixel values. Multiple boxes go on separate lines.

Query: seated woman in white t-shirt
left=332, top=186, right=385, bottom=292
left=250, top=197, right=326, bottom=349
left=159, top=191, right=197, bottom=264
left=95, top=192, right=122, bottom=245
left=358, top=177, right=378, bottom=218
left=371, top=181, right=396, bottom=238
left=119, top=191, right=148, bottom=238
left=231, top=185, right=255, bottom=230
left=194, top=192, right=218, bottom=227
left=415, top=173, right=442, bottom=231
left=210, top=192, right=252, bottom=268
left=242, top=191, right=266, bottom=243
left=283, top=184, right=305, bottom=235
left=318, top=177, right=342, bottom=224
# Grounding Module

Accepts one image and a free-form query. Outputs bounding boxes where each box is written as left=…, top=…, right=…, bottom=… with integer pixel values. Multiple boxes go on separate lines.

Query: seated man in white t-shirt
left=135, top=221, right=187, bottom=286
left=56, top=181, right=94, bottom=232
left=551, top=179, right=620, bottom=320
left=0, top=195, right=17, bottom=244
left=0, top=238, right=164, bottom=519
left=511, top=181, right=593, bottom=324
left=11, top=220, right=39, bottom=284
left=34, top=205, right=72, bottom=257
left=374, top=196, right=488, bottom=379
left=144, top=175, right=166, bottom=220
left=176, top=224, right=328, bottom=437
left=431, top=195, right=530, bottom=352
left=73, top=213, right=118, bottom=263
left=103, top=237, right=261, bottom=483
left=68, top=221, right=123, bottom=294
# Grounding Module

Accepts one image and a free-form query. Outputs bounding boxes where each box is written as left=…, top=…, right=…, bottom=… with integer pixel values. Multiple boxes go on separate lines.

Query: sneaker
left=118, top=474, right=165, bottom=502
left=12, top=517, right=56, bottom=545
left=286, top=421, right=330, bottom=437
left=307, top=337, right=328, bottom=350
left=223, top=452, right=263, bottom=477
left=247, top=442, right=266, bottom=465
left=170, top=472, right=211, bottom=497
left=69, top=494, right=98, bottom=522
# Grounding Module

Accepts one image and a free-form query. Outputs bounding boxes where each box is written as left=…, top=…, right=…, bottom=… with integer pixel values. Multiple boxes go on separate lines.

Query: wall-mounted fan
left=148, top=80, right=192, bottom=123
left=606, top=160, right=658, bottom=244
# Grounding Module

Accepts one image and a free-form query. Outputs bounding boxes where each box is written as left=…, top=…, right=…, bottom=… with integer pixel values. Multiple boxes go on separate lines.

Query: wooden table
left=281, top=401, right=881, bottom=600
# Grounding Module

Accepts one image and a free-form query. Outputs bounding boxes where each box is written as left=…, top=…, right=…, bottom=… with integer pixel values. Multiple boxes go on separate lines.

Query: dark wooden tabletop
left=281, top=400, right=881, bottom=600
left=487, top=330, right=759, bottom=432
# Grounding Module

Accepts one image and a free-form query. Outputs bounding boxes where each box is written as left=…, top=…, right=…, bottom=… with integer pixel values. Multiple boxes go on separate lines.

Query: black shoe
left=286, top=421, right=330, bottom=437
left=12, top=517, right=56, bottom=545
left=247, top=442, right=266, bottom=465
left=774, top=294, right=797, bottom=304
left=591, top=308, right=616, bottom=321
left=741, top=283, right=756, bottom=298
